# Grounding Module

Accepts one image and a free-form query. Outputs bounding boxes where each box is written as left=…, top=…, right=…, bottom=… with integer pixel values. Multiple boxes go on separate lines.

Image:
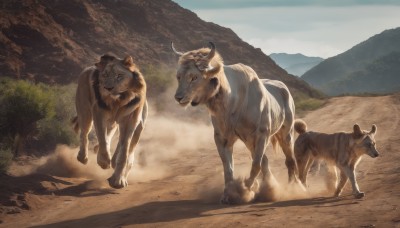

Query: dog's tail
left=294, top=119, right=307, bottom=134
left=71, top=116, right=79, bottom=133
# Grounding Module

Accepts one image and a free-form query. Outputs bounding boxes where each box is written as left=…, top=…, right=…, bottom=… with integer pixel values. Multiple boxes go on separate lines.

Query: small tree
left=0, top=80, right=55, bottom=157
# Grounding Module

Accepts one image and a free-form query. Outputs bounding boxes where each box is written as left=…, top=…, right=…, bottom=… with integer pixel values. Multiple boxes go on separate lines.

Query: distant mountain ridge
left=270, top=53, right=323, bottom=76
left=0, top=0, right=321, bottom=99
left=302, top=27, right=400, bottom=96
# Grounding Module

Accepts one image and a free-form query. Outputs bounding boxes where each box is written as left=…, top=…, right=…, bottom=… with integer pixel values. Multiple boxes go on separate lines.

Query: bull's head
left=171, top=42, right=222, bottom=107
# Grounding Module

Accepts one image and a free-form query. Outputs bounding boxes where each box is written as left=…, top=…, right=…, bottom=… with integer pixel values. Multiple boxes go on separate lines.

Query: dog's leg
left=303, top=155, right=314, bottom=186
left=343, top=166, right=364, bottom=199
left=325, top=165, right=338, bottom=192
left=295, top=144, right=310, bottom=187
left=334, top=169, right=348, bottom=197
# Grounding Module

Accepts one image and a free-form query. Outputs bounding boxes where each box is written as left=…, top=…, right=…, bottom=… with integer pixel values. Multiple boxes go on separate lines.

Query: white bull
left=172, top=42, right=299, bottom=203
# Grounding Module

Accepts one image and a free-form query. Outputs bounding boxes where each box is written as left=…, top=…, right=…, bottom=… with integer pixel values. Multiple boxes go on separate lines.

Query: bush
left=0, top=147, right=12, bottom=174
left=295, top=98, right=326, bottom=113
left=0, top=79, right=78, bottom=157
left=33, top=83, right=78, bottom=155
left=141, top=64, right=175, bottom=96
left=0, top=79, right=55, bottom=156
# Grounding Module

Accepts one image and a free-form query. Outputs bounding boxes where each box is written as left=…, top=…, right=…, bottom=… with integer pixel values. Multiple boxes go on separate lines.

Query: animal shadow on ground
left=31, top=200, right=225, bottom=227
left=30, top=196, right=360, bottom=227
left=251, top=196, right=359, bottom=209
left=0, top=173, right=116, bottom=205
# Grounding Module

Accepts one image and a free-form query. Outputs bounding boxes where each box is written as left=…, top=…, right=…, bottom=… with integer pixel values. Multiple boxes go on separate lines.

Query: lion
left=72, top=54, right=148, bottom=189
left=171, top=42, right=300, bottom=203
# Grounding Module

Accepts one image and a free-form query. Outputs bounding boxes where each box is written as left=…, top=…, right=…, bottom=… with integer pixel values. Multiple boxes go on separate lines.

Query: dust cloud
left=10, top=103, right=332, bottom=203
left=11, top=108, right=214, bottom=184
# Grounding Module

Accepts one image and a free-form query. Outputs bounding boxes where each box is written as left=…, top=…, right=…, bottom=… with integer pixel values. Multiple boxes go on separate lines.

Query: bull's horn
left=206, top=42, right=216, bottom=60
left=171, top=42, right=184, bottom=56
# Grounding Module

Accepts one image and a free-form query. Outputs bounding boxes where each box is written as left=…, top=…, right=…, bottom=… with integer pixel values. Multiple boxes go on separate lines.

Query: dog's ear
left=353, top=124, right=363, bottom=138
left=370, top=124, right=377, bottom=135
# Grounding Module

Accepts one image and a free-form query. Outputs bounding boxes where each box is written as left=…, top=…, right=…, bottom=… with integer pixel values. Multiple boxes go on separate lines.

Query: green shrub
left=0, top=79, right=78, bottom=157
left=0, top=147, right=12, bottom=174
left=33, top=84, right=78, bottom=154
left=0, top=79, right=55, bottom=156
left=141, top=64, right=175, bottom=96
left=296, top=98, right=326, bottom=112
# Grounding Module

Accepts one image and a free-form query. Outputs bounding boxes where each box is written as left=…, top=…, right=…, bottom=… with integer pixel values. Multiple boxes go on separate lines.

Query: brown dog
left=294, top=120, right=379, bottom=199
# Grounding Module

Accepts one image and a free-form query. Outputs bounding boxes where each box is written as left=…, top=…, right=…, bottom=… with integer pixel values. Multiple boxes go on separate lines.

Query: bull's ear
left=95, top=54, right=116, bottom=71
left=370, top=124, right=377, bottom=135
left=353, top=124, right=363, bottom=138
left=205, top=64, right=221, bottom=77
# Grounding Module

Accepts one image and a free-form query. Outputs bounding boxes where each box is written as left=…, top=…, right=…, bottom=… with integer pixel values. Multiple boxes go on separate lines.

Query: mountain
left=320, top=52, right=400, bottom=95
left=302, top=27, right=400, bottom=96
left=270, top=53, right=323, bottom=76
left=0, top=0, right=321, bottom=99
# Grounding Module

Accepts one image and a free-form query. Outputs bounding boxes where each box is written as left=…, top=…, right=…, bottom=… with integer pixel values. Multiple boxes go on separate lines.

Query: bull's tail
left=71, top=116, right=79, bottom=133
left=294, top=119, right=307, bottom=135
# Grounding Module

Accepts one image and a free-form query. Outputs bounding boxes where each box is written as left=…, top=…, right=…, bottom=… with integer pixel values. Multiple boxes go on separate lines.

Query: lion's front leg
left=93, top=112, right=112, bottom=169
left=108, top=113, right=140, bottom=189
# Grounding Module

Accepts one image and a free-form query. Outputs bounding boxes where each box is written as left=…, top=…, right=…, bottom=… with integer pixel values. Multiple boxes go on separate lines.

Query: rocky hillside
left=0, top=0, right=321, bottom=98
left=302, top=27, right=400, bottom=96
left=270, top=53, right=323, bottom=77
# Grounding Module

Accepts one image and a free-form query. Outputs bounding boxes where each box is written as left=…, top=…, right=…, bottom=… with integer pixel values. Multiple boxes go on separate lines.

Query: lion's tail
left=71, top=116, right=79, bottom=133
left=294, top=119, right=307, bottom=135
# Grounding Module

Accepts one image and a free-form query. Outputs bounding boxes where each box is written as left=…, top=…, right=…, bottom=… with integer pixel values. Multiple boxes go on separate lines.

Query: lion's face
left=174, top=62, right=219, bottom=107
left=98, top=59, right=134, bottom=99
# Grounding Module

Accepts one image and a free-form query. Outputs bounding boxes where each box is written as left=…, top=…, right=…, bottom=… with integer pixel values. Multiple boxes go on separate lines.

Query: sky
left=172, top=0, right=400, bottom=58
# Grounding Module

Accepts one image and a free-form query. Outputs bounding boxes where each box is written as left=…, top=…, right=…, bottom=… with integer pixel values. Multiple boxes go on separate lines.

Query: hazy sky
left=173, top=0, right=400, bottom=58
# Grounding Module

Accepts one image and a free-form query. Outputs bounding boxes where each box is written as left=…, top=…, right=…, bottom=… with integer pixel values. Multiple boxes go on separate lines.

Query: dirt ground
left=1, top=94, right=399, bottom=227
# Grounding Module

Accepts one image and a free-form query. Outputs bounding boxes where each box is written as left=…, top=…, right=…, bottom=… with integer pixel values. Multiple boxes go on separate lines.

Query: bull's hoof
left=97, top=153, right=111, bottom=169
left=108, top=175, right=128, bottom=189
left=77, top=152, right=88, bottom=165
left=220, top=193, right=232, bottom=204
left=354, top=192, right=365, bottom=199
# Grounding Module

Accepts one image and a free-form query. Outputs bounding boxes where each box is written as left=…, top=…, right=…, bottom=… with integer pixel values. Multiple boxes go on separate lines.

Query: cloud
left=181, top=5, right=400, bottom=58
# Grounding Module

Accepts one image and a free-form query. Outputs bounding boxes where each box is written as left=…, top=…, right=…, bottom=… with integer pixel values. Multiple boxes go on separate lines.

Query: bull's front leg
left=93, top=112, right=112, bottom=169
left=214, top=131, right=235, bottom=203
left=108, top=113, right=140, bottom=189
left=245, top=133, right=268, bottom=190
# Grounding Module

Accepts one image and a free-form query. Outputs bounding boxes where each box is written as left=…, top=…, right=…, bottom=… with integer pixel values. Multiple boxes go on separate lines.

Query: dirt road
left=1, top=95, right=400, bottom=227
